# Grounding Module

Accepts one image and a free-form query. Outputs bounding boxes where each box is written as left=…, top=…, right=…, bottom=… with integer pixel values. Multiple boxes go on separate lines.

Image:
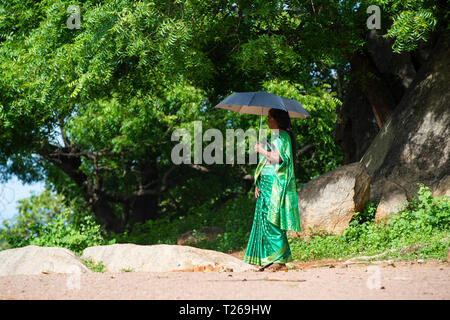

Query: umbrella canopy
left=214, top=91, right=310, bottom=142
left=214, top=91, right=310, bottom=119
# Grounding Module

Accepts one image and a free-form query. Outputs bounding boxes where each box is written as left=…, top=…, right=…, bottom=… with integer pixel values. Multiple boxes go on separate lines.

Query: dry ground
left=0, top=258, right=448, bottom=300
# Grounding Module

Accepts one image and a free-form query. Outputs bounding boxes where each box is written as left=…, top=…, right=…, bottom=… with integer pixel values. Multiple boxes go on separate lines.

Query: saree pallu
left=243, top=165, right=292, bottom=266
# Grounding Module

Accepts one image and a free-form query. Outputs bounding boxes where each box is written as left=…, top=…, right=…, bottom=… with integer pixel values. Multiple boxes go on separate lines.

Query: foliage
left=290, top=184, right=450, bottom=261
left=0, top=188, right=66, bottom=246
left=26, top=211, right=107, bottom=255
left=373, top=0, right=443, bottom=53
left=0, top=0, right=445, bottom=233
left=82, top=258, right=106, bottom=273
left=0, top=0, right=231, bottom=230
left=0, top=187, right=108, bottom=255
left=0, top=186, right=254, bottom=254
left=1, top=179, right=448, bottom=266
left=110, top=184, right=449, bottom=262
left=110, top=193, right=255, bottom=253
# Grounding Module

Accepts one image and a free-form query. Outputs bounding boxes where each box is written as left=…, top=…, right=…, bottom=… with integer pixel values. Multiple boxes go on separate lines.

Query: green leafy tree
left=1, top=0, right=444, bottom=235
left=1, top=1, right=229, bottom=232
left=373, top=0, right=445, bottom=53
left=0, top=187, right=106, bottom=253
left=0, top=1, right=338, bottom=233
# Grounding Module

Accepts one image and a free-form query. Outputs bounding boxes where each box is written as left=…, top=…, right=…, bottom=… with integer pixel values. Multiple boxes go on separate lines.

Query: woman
left=243, top=108, right=301, bottom=271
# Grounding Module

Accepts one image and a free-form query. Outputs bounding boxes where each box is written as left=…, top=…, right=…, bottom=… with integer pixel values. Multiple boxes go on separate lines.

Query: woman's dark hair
left=269, top=108, right=297, bottom=165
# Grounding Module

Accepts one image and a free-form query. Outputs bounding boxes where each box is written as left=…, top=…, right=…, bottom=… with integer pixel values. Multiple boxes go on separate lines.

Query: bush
left=4, top=182, right=446, bottom=263
left=110, top=193, right=255, bottom=253
left=0, top=209, right=108, bottom=255
left=0, top=188, right=108, bottom=255
left=0, top=188, right=255, bottom=255
left=290, top=184, right=450, bottom=262
left=26, top=210, right=107, bottom=255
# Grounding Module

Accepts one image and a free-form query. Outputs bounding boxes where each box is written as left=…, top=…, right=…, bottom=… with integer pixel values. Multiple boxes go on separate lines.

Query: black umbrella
left=215, top=91, right=310, bottom=141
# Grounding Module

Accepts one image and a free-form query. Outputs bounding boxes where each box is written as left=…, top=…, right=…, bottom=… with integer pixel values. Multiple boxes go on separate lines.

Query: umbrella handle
left=258, top=108, right=263, bottom=142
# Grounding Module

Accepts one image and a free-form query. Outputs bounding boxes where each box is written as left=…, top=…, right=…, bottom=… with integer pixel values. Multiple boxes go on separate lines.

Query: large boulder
left=0, top=245, right=91, bottom=276
left=81, top=244, right=256, bottom=272
left=296, top=162, right=371, bottom=236
left=333, top=81, right=379, bottom=164
left=432, top=175, right=450, bottom=198
left=333, top=29, right=426, bottom=165
left=360, top=34, right=450, bottom=202
left=374, top=181, right=409, bottom=221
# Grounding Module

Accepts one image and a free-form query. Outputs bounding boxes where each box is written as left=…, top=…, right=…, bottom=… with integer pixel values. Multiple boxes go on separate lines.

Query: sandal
left=257, top=263, right=273, bottom=272
left=264, top=263, right=287, bottom=272
left=257, top=263, right=287, bottom=272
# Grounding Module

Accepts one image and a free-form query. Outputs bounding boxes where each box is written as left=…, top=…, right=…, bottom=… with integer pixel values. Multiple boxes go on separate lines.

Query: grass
left=82, top=258, right=107, bottom=273
left=110, top=184, right=449, bottom=264
left=289, top=185, right=449, bottom=263
left=108, top=194, right=255, bottom=253
left=107, top=183, right=449, bottom=264
left=289, top=228, right=449, bottom=263
left=1, top=182, right=448, bottom=265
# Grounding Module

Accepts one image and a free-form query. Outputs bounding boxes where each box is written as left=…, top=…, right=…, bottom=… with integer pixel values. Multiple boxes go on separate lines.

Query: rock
left=0, top=245, right=91, bottom=276
left=297, top=162, right=370, bottom=236
left=177, top=226, right=225, bottom=245
left=432, top=175, right=450, bottom=198
left=365, top=29, right=418, bottom=93
left=333, top=81, right=379, bottom=164
left=374, top=182, right=409, bottom=221
left=333, top=30, right=422, bottom=165
left=81, top=244, right=257, bottom=272
left=360, top=34, right=450, bottom=202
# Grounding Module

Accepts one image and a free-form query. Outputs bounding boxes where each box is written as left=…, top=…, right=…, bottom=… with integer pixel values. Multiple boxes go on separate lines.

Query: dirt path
left=0, top=260, right=448, bottom=300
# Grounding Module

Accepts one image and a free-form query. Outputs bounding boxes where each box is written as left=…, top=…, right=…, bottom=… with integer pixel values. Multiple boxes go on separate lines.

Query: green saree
left=243, top=130, right=301, bottom=266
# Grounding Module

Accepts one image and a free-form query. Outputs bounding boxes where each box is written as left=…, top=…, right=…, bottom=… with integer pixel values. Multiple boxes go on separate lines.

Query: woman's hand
left=255, top=185, right=260, bottom=198
left=254, top=143, right=281, bottom=164
left=254, top=143, right=265, bottom=154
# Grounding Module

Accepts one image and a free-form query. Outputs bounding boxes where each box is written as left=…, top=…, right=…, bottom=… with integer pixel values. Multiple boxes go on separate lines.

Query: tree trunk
left=38, top=144, right=124, bottom=233
left=344, top=49, right=397, bottom=128
left=128, top=193, right=160, bottom=227
left=90, top=196, right=123, bottom=233
left=126, top=155, right=161, bottom=227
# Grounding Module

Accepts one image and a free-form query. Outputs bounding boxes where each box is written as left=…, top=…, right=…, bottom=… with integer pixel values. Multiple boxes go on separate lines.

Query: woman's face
left=267, top=113, right=279, bottom=130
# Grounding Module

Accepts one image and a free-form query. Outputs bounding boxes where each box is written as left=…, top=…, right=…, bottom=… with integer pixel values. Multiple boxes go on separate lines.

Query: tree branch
left=297, top=144, right=314, bottom=156
left=58, top=117, right=71, bottom=148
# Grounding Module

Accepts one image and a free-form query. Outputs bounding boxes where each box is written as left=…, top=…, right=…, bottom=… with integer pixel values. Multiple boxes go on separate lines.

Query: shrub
left=82, top=258, right=107, bottom=273
left=290, top=184, right=450, bottom=262
left=27, top=210, right=107, bottom=255
left=109, top=193, right=255, bottom=253
left=0, top=189, right=108, bottom=255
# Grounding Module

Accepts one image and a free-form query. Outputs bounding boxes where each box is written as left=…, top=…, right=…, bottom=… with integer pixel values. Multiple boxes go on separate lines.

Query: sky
left=0, top=176, right=45, bottom=225
left=0, top=128, right=64, bottom=225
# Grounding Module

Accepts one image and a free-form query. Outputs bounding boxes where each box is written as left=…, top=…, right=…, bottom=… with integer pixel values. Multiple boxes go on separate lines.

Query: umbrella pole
left=258, top=108, right=263, bottom=142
